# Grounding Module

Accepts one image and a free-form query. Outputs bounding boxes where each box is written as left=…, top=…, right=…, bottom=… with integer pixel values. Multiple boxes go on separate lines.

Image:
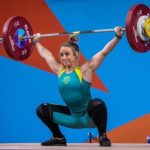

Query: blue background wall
left=0, top=0, right=150, bottom=143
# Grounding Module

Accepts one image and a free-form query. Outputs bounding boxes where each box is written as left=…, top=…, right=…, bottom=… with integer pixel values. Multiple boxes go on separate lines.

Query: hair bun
left=69, top=34, right=79, bottom=43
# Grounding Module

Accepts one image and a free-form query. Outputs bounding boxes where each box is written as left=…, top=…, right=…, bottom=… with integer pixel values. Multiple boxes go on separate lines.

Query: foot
left=41, top=136, right=67, bottom=146
left=99, top=135, right=111, bottom=146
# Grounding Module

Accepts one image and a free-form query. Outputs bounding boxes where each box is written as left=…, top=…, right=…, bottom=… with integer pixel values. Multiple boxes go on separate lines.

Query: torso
left=58, top=67, right=92, bottom=116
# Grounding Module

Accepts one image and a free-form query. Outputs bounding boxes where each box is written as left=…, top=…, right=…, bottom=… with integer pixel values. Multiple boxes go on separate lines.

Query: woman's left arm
left=88, top=26, right=124, bottom=71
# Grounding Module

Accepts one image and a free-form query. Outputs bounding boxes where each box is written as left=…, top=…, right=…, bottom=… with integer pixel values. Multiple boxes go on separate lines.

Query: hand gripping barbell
left=0, top=3, right=150, bottom=61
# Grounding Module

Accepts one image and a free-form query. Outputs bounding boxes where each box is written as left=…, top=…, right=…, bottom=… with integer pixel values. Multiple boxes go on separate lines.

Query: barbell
left=0, top=3, right=150, bottom=61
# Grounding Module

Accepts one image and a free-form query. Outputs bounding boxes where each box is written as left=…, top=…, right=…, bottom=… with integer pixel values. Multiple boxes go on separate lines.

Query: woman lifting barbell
left=34, top=26, right=124, bottom=147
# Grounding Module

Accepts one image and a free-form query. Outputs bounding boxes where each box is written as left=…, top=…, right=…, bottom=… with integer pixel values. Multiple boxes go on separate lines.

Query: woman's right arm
left=35, top=42, right=62, bottom=75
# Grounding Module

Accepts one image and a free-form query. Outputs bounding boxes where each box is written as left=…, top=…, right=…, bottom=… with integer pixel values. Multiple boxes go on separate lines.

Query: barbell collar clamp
left=0, top=38, right=3, bottom=43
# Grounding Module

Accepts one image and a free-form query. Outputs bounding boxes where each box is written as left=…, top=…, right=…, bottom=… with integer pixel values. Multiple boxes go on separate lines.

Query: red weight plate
left=2, top=16, right=33, bottom=60
left=126, top=4, right=150, bottom=52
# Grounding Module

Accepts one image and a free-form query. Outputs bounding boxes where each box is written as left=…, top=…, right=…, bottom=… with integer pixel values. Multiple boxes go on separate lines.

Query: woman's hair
left=62, top=35, right=80, bottom=52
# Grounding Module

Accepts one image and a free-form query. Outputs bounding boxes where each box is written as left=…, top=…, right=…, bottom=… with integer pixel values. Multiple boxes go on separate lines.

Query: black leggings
left=36, top=98, right=107, bottom=137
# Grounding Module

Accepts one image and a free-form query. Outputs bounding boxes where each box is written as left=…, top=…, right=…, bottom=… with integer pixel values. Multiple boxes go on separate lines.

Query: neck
left=65, top=64, right=78, bottom=73
left=65, top=65, right=75, bottom=71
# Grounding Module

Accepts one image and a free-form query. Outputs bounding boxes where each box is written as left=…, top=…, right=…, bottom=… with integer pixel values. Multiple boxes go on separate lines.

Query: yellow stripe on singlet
left=59, top=68, right=65, bottom=77
left=74, top=66, right=82, bottom=83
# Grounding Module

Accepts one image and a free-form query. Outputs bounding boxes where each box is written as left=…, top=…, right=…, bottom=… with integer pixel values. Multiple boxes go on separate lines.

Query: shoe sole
left=41, top=144, right=67, bottom=146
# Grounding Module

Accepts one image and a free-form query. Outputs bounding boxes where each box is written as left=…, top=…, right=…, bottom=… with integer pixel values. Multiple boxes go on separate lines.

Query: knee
left=87, top=98, right=107, bottom=117
left=36, top=103, right=52, bottom=120
left=36, top=104, right=43, bottom=118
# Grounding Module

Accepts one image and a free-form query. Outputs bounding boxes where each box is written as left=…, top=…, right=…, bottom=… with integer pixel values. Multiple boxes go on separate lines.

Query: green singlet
left=52, top=67, right=96, bottom=129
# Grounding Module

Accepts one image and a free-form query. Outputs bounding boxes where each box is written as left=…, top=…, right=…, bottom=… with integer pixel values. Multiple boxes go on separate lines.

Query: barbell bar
left=0, top=3, right=150, bottom=61
left=21, top=28, right=126, bottom=40
left=0, top=28, right=126, bottom=41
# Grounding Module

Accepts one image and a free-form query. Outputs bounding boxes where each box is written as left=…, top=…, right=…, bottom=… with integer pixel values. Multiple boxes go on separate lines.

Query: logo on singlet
left=63, top=76, right=71, bottom=84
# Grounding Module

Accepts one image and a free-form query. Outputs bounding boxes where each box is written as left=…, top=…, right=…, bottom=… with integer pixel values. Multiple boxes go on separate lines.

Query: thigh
left=36, top=103, right=71, bottom=122
left=48, top=103, right=71, bottom=115
left=79, top=112, right=96, bottom=128
left=53, top=111, right=96, bottom=129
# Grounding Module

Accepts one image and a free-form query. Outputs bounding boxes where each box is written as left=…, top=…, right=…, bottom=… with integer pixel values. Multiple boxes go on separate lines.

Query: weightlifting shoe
left=99, top=135, right=111, bottom=146
left=41, top=136, right=67, bottom=146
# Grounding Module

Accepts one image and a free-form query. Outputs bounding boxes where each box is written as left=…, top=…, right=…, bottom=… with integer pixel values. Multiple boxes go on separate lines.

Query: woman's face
left=60, top=46, right=78, bottom=67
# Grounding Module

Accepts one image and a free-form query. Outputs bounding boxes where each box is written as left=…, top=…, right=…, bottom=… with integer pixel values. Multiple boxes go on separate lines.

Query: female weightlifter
left=34, top=26, right=124, bottom=147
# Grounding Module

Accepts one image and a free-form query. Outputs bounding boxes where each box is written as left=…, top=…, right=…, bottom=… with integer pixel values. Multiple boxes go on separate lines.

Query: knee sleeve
left=36, top=103, right=53, bottom=121
left=87, top=98, right=107, bottom=117
left=87, top=98, right=107, bottom=135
